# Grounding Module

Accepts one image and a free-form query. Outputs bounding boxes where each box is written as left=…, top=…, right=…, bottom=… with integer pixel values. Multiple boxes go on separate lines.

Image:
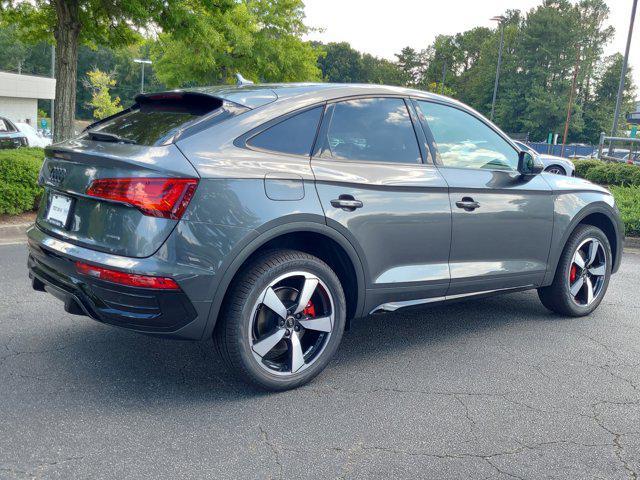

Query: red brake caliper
left=570, top=264, right=577, bottom=283
left=302, top=300, right=316, bottom=317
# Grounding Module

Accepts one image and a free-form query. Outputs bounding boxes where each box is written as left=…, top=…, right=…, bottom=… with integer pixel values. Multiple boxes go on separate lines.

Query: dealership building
left=0, top=71, right=56, bottom=126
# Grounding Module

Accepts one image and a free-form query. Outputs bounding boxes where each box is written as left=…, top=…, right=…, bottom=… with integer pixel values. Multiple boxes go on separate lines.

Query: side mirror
left=518, top=151, right=543, bottom=176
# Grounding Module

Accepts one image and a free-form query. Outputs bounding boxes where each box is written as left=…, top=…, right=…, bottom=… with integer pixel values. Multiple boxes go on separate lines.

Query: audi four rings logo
left=48, top=166, right=67, bottom=185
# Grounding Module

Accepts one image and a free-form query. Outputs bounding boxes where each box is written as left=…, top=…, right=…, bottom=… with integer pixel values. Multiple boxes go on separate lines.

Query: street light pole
left=610, top=0, right=637, bottom=140
left=490, top=15, right=506, bottom=122
left=133, top=59, right=152, bottom=94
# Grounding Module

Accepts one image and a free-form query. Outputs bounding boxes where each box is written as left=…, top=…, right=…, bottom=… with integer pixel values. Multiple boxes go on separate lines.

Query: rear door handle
left=331, top=195, right=363, bottom=211
left=455, top=197, right=480, bottom=211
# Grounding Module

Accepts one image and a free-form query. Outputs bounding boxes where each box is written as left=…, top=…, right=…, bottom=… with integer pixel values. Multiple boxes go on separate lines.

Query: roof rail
left=235, top=73, right=254, bottom=87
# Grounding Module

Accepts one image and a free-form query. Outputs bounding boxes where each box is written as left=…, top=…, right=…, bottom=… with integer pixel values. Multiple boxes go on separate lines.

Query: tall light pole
left=610, top=0, right=637, bottom=140
left=133, top=59, right=152, bottom=93
left=490, top=15, right=506, bottom=122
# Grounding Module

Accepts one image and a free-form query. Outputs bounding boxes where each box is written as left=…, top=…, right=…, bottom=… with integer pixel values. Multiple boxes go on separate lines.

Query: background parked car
left=513, top=140, right=575, bottom=176
left=623, top=152, right=640, bottom=165
left=0, top=116, right=28, bottom=149
left=15, top=121, right=52, bottom=148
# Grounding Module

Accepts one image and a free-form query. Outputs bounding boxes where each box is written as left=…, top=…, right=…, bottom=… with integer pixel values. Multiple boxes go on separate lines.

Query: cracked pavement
left=1, top=243, right=639, bottom=479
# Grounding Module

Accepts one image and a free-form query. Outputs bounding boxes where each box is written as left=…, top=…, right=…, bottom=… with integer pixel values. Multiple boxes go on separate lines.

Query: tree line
left=0, top=0, right=636, bottom=144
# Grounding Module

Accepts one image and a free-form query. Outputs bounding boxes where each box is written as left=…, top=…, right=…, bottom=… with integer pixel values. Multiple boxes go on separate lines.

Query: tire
left=538, top=224, right=612, bottom=317
left=214, top=249, right=346, bottom=390
left=545, top=165, right=566, bottom=175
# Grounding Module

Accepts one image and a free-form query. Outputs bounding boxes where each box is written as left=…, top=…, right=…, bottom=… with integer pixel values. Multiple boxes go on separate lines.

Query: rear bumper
left=27, top=225, right=213, bottom=339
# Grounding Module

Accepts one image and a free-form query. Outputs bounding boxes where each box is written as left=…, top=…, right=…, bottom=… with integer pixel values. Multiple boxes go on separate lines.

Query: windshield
left=0, top=118, right=16, bottom=133
left=87, top=94, right=224, bottom=146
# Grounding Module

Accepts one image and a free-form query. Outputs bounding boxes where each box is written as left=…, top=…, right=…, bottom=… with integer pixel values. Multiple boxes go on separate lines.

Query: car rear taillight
left=86, top=177, right=198, bottom=220
left=75, top=261, right=179, bottom=290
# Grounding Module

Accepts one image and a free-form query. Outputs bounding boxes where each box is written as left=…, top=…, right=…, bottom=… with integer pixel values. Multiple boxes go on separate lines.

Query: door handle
left=455, top=197, right=480, bottom=211
left=331, top=195, right=363, bottom=211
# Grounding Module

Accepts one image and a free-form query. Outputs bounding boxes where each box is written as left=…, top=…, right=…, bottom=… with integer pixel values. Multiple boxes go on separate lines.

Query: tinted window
left=248, top=106, right=322, bottom=156
left=417, top=101, right=518, bottom=171
left=89, top=95, right=223, bottom=146
left=322, top=98, right=421, bottom=164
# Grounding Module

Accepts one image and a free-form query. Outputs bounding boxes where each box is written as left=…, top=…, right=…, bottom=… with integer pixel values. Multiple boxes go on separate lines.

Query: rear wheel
left=538, top=224, right=611, bottom=316
left=214, top=250, right=346, bottom=390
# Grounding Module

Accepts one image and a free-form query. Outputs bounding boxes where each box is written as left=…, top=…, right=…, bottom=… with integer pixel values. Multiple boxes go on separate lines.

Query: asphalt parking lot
left=1, top=243, right=639, bottom=479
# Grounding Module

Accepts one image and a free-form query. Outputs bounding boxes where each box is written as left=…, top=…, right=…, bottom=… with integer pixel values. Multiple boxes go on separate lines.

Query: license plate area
left=46, top=193, right=73, bottom=228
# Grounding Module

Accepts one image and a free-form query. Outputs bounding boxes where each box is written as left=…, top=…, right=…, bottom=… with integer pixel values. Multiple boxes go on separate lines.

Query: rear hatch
left=36, top=92, right=241, bottom=258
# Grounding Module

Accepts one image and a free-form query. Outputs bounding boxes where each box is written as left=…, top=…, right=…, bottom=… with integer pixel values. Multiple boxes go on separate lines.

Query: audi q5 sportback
left=28, top=83, right=623, bottom=390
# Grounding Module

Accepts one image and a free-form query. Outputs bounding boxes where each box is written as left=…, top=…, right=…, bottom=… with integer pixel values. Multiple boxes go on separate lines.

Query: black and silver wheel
left=215, top=250, right=346, bottom=390
left=545, top=165, right=566, bottom=175
left=538, top=224, right=612, bottom=316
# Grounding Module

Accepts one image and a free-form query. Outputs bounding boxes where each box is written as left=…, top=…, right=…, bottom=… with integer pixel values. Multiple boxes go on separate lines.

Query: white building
left=0, top=71, right=56, bottom=126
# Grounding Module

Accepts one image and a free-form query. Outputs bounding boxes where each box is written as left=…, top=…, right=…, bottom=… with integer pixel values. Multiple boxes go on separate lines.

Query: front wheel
left=214, top=250, right=346, bottom=390
left=538, top=224, right=612, bottom=316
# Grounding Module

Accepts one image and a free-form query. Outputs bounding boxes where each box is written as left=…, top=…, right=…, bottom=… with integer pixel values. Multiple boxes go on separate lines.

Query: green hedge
left=573, top=160, right=640, bottom=236
left=611, top=186, right=640, bottom=236
left=0, top=148, right=45, bottom=215
left=573, top=159, right=640, bottom=186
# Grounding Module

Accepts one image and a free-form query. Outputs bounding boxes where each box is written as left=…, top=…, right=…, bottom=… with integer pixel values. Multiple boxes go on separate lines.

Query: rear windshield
left=87, top=94, right=223, bottom=146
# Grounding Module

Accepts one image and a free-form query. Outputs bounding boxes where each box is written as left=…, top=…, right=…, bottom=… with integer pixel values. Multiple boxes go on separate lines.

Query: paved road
left=1, top=243, right=639, bottom=479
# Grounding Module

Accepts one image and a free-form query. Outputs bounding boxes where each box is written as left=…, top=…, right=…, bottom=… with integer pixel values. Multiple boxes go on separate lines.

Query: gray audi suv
left=27, top=83, right=624, bottom=390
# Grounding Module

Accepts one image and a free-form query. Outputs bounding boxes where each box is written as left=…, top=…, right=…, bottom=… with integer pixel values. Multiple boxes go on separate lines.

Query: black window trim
left=235, top=102, right=327, bottom=160
left=311, top=94, right=427, bottom=167
left=411, top=97, right=523, bottom=173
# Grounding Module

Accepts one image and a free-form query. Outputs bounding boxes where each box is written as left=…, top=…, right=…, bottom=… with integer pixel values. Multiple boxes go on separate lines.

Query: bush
left=573, top=159, right=601, bottom=179
left=573, top=159, right=640, bottom=187
left=0, top=147, right=45, bottom=215
left=610, top=186, right=640, bottom=237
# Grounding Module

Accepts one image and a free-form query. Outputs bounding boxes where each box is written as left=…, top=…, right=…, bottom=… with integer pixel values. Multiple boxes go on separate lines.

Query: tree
left=583, top=54, right=637, bottom=140
left=395, top=47, right=423, bottom=87
left=151, top=0, right=321, bottom=87
left=0, top=0, right=236, bottom=141
left=317, top=42, right=362, bottom=83
left=85, top=69, right=122, bottom=119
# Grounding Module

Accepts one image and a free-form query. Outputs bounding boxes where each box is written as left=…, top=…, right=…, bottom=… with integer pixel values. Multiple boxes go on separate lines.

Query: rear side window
left=247, top=107, right=323, bottom=156
left=320, top=98, right=421, bottom=164
left=88, top=94, right=223, bottom=146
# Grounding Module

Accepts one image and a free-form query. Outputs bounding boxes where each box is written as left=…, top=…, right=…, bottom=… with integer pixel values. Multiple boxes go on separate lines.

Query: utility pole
left=133, top=59, right=152, bottom=93
left=610, top=0, right=637, bottom=144
left=490, top=15, right=506, bottom=121
left=561, top=45, right=581, bottom=158
left=440, top=59, right=447, bottom=95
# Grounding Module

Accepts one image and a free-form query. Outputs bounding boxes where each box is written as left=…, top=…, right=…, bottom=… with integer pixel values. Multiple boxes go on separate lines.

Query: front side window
left=247, top=106, right=322, bottom=156
left=416, top=101, right=519, bottom=171
left=321, top=98, right=421, bottom=164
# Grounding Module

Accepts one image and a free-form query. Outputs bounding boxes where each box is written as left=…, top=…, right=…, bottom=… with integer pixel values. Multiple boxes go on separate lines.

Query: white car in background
left=513, top=140, right=576, bottom=176
left=15, top=122, right=52, bottom=148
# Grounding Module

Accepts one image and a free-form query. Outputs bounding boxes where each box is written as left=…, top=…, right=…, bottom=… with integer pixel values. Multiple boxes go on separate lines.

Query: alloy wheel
left=248, top=271, right=334, bottom=376
left=546, top=167, right=564, bottom=175
left=568, top=238, right=606, bottom=306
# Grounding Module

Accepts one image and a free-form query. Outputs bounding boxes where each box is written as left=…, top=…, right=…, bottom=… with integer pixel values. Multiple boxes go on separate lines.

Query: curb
left=625, top=236, right=640, bottom=250
left=0, top=222, right=32, bottom=245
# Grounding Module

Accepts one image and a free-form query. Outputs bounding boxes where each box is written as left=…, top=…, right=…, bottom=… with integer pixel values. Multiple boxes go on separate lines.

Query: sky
left=304, top=0, right=640, bottom=93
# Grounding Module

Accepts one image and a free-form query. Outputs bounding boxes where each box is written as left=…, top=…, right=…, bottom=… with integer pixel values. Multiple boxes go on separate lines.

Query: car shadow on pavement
left=28, top=290, right=557, bottom=402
